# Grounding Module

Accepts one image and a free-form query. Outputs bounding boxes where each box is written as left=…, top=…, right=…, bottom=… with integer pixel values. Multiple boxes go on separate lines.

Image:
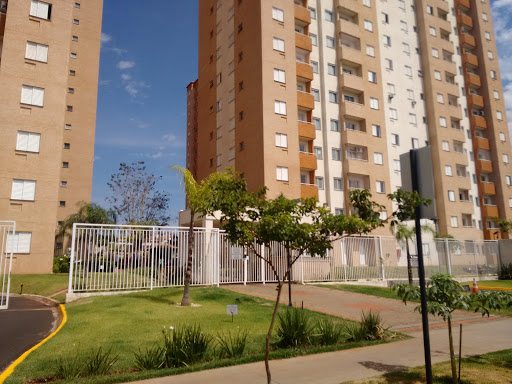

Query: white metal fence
left=0, top=221, right=15, bottom=310
left=68, top=224, right=499, bottom=295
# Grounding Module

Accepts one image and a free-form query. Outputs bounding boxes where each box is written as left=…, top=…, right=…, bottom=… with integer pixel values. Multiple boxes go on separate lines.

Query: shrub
left=216, top=329, right=248, bottom=359
left=343, top=311, right=387, bottom=342
left=342, top=322, right=367, bottom=342
left=162, top=325, right=213, bottom=368
left=134, top=346, right=165, bottom=371
left=315, top=319, right=344, bottom=346
left=53, top=254, right=71, bottom=273
left=498, top=263, right=512, bottom=280
left=56, top=347, right=117, bottom=379
left=274, top=307, right=314, bottom=349
left=56, top=354, right=83, bottom=379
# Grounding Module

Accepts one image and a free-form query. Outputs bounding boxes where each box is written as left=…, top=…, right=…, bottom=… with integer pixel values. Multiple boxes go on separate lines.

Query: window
left=370, top=98, right=379, bottom=110
left=493, top=91, right=500, bottom=100
left=402, top=43, right=410, bottom=54
left=75, top=2, right=80, bottom=8
left=65, top=124, right=72, bottom=130
left=384, top=35, right=391, bottom=46
left=67, top=105, right=73, bottom=112
left=316, top=177, right=324, bottom=189
left=448, top=190, right=456, bottom=201
left=21, top=85, right=44, bottom=107
left=216, top=100, right=222, bottom=111
left=389, top=108, right=398, bottom=120
left=490, top=70, right=497, bottom=79
left=394, top=160, right=401, bottom=171
left=309, top=7, right=316, bottom=19
left=313, top=117, right=321, bottom=130
left=507, top=176, right=512, bottom=186
left=326, top=37, right=335, bottom=48
left=374, top=152, right=383, bottom=165
left=70, top=52, right=77, bottom=59
left=332, top=148, right=341, bottom=161
left=412, top=138, right=419, bottom=148
left=363, top=0, right=371, bottom=6
left=274, top=68, right=285, bottom=83
left=68, top=88, right=74, bottom=94
left=426, top=5, right=433, bottom=14
left=311, top=61, right=319, bottom=73
left=382, top=13, right=389, bottom=23
left=372, top=125, right=381, bottom=137
left=451, top=216, right=459, bottom=228
left=364, top=20, right=373, bottom=32
left=482, top=13, right=488, bottom=21
left=329, top=91, right=338, bottom=103
left=368, top=71, right=377, bottom=83
left=25, top=42, right=48, bottom=63
left=62, top=162, right=69, bottom=168
left=310, top=34, right=317, bottom=46
left=275, top=133, right=288, bottom=148
left=380, top=211, right=388, bottom=221
left=314, top=147, right=323, bottom=159
left=272, top=7, right=284, bottom=22
left=273, top=38, right=285, bottom=52
left=216, top=72, right=222, bottom=85
left=439, top=117, right=447, bottom=127
left=312, top=89, right=320, bottom=101
left=385, top=59, right=393, bottom=70
left=69, top=70, right=76, bottom=76
left=328, top=63, right=337, bottom=75
left=16, top=132, right=40, bottom=153
left=388, top=84, right=396, bottom=95
left=11, top=180, right=36, bottom=201
left=334, top=178, right=343, bottom=190
left=366, top=45, right=375, bottom=57
left=6, top=232, right=32, bottom=254
left=216, top=154, right=222, bottom=167
left=445, top=165, right=453, bottom=176
left=485, top=32, right=491, bottom=40
left=434, top=70, right=442, bottom=81
left=330, top=119, right=340, bottom=132
left=442, top=141, right=450, bottom=151
left=391, top=134, right=399, bottom=145
left=276, top=167, right=289, bottom=181
left=376, top=181, right=385, bottom=193
left=497, top=111, right=503, bottom=120
left=274, top=101, right=286, bottom=115
left=499, top=132, right=506, bottom=142
left=325, top=10, right=334, bottom=22
left=30, top=0, right=51, bottom=20
left=432, top=48, right=439, bottom=58
left=73, top=19, right=79, bottom=25
left=409, top=114, right=417, bottom=125
left=405, top=66, right=412, bottom=77
left=504, top=154, right=510, bottom=164
left=437, top=93, right=444, bottom=103
left=429, top=26, right=436, bottom=36
left=61, top=181, right=67, bottom=187
left=488, top=50, right=494, bottom=60
left=60, top=201, right=66, bottom=207
left=72, top=36, right=78, bottom=42
left=401, top=21, right=408, bottom=32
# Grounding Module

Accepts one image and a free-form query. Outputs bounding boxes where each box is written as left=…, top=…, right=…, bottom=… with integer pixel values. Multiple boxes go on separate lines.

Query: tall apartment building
left=0, top=0, right=103, bottom=273
left=186, top=0, right=512, bottom=240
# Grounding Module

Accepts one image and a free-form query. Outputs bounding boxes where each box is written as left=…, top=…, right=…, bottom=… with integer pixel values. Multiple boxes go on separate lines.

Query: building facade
left=0, top=0, right=103, bottom=273
left=186, top=0, right=512, bottom=240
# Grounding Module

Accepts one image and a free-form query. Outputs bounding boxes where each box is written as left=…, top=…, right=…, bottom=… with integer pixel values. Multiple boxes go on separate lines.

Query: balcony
left=456, top=0, right=471, bottom=9
left=482, top=205, right=499, bottom=218
left=475, top=137, right=490, bottom=151
left=340, top=73, right=363, bottom=91
left=340, top=20, right=360, bottom=38
left=457, top=13, right=473, bottom=28
left=342, top=101, right=365, bottom=119
left=296, top=61, right=313, bottom=81
left=478, top=160, right=493, bottom=173
left=301, top=183, right=319, bottom=199
left=298, top=121, right=316, bottom=140
left=484, top=229, right=501, bottom=240
left=299, top=152, right=317, bottom=170
left=295, top=32, right=312, bottom=52
left=468, top=93, right=484, bottom=108
left=480, top=182, right=496, bottom=195
left=465, top=73, right=481, bottom=88
left=460, top=33, right=476, bottom=47
left=462, top=52, right=478, bottom=67
left=297, top=91, right=314, bottom=110
left=340, top=46, right=363, bottom=65
left=294, top=4, right=311, bottom=25
left=471, top=115, right=487, bottom=129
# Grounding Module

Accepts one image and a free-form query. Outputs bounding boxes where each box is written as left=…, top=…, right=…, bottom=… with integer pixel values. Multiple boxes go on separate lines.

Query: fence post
left=474, top=251, right=479, bottom=280
left=261, top=245, right=265, bottom=285
left=216, top=231, right=220, bottom=287
left=378, top=236, right=386, bottom=281
left=150, top=227, right=156, bottom=290
left=445, top=238, right=452, bottom=275
left=243, top=256, right=248, bottom=286
left=301, top=256, right=304, bottom=284
left=68, top=223, right=77, bottom=294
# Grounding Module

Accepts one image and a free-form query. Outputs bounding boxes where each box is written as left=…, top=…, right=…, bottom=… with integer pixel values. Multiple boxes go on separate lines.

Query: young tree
left=394, top=274, right=512, bottom=384
left=203, top=172, right=385, bottom=384
left=492, top=217, right=512, bottom=235
left=56, top=201, right=117, bottom=238
left=108, top=161, right=170, bottom=225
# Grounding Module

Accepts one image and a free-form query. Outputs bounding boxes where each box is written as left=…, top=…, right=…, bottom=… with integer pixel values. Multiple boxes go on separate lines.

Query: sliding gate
left=0, top=221, right=15, bottom=310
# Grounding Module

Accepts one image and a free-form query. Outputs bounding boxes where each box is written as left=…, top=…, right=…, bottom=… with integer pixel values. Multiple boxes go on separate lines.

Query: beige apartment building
left=186, top=0, right=512, bottom=240
left=0, top=0, right=103, bottom=273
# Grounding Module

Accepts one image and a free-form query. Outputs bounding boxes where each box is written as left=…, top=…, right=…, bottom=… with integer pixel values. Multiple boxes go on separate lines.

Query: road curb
left=0, top=303, right=67, bottom=383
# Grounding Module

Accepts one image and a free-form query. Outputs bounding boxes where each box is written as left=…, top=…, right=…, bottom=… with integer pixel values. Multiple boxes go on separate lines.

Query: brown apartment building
left=186, top=0, right=512, bottom=240
left=0, top=0, right=103, bottom=273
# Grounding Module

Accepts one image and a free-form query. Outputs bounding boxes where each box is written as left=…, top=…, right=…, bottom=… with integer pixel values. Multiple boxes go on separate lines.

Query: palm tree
left=391, top=223, right=436, bottom=284
left=56, top=201, right=117, bottom=238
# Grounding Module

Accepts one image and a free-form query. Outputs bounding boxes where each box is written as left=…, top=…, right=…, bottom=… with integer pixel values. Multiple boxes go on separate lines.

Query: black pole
left=287, top=247, right=292, bottom=307
left=458, top=324, right=463, bottom=382
left=411, top=149, right=433, bottom=384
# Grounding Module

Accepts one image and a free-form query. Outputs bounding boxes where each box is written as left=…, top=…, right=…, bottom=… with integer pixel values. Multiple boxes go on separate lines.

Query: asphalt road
left=0, top=296, right=59, bottom=373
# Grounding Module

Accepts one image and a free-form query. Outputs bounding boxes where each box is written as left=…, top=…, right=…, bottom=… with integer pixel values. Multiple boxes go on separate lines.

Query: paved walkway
left=131, top=284, right=508, bottom=384
left=0, top=296, right=60, bottom=373
left=224, top=283, right=485, bottom=330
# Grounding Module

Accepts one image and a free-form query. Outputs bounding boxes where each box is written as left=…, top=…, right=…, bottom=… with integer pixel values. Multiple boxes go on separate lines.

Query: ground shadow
left=358, top=360, right=409, bottom=372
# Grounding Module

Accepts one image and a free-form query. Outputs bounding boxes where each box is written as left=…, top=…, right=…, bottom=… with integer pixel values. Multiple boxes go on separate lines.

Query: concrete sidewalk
left=134, top=316, right=510, bottom=384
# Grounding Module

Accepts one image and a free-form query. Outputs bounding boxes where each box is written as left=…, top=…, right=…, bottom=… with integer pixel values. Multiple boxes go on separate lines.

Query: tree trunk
left=447, top=317, right=457, bottom=384
left=181, top=210, right=195, bottom=306
left=406, top=241, right=413, bottom=285
left=265, top=280, right=284, bottom=384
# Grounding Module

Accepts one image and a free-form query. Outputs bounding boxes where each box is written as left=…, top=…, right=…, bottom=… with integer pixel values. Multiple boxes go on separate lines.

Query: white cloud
left=492, top=0, right=512, bottom=8
left=121, top=74, right=132, bottom=81
left=100, top=33, right=112, bottom=46
left=124, top=80, right=148, bottom=98
left=117, top=60, right=135, bottom=70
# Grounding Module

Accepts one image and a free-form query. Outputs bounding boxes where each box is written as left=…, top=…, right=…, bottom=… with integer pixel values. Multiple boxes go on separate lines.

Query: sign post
left=227, top=304, right=238, bottom=323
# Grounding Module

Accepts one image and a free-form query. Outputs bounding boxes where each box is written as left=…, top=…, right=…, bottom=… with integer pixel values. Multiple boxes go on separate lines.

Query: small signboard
left=231, top=247, right=243, bottom=260
left=410, top=255, right=418, bottom=268
left=462, top=285, right=471, bottom=292
left=227, top=304, right=238, bottom=315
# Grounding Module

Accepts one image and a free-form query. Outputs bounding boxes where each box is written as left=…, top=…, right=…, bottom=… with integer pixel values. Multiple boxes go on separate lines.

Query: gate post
left=243, top=256, right=248, bottom=286
left=68, top=223, right=77, bottom=294
left=261, top=244, right=266, bottom=285
left=445, top=238, right=452, bottom=275
left=150, top=227, right=156, bottom=290
left=378, top=236, right=386, bottom=281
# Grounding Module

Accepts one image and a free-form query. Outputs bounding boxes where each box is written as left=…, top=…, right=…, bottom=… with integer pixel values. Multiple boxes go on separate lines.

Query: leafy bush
left=274, top=307, right=314, bottom=349
left=53, top=254, right=71, bottom=273
left=216, top=329, right=248, bottom=359
left=56, top=347, right=117, bottom=379
left=343, top=311, right=387, bottom=342
left=498, top=263, right=512, bottom=280
left=342, top=322, right=367, bottom=342
left=315, top=319, right=344, bottom=346
left=162, top=325, right=213, bottom=368
left=134, top=346, right=164, bottom=371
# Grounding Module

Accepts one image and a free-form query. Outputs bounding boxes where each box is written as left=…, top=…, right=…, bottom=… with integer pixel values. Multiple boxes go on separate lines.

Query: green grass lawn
left=9, top=274, right=68, bottom=298
left=474, top=280, right=512, bottom=289
left=347, top=349, right=512, bottom=383
left=5, top=287, right=401, bottom=384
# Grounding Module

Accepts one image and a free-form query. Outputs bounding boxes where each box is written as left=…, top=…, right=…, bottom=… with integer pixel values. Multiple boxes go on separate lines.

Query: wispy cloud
left=100, top=33, right=112, bottom=46
left=117, top=60, right=135, bottom=70
left=492, top=0, right=512, bottom=8
left=130, top=117, right=151, bottom=130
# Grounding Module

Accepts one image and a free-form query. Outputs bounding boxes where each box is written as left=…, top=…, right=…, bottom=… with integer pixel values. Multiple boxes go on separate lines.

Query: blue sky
left=92, top=0, right=512, bottom=223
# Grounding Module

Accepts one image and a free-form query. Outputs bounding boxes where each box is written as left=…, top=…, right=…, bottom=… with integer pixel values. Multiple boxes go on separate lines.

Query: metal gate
left=0, top=221, right=15, bottom=310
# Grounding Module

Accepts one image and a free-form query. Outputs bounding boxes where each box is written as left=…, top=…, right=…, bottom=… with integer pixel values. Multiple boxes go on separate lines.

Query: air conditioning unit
left=0, top=1, right=7, bottom=13
left=355, top=147, right=363, bottom=153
